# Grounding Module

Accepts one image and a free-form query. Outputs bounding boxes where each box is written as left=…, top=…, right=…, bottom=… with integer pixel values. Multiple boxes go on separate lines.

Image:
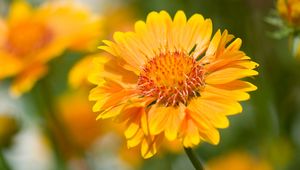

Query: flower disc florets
left=137, top=51, right=205, bottom=106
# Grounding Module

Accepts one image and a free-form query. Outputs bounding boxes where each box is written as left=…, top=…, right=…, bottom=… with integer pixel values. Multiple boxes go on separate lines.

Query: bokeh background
left=0, top=0, right=300, bottom=170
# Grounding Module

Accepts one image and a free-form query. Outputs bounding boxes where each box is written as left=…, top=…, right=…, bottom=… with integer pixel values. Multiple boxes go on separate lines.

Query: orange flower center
left=5, top=20, right=54, bottom=57
left=137, top=52, right=205, bottom=106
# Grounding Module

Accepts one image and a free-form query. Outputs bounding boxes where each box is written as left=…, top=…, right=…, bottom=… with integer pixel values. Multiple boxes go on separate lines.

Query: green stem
left=0, top=150, right=11, bottom=170
left=32, top=82, right=67, bottom=170
left=184, top=147, right=204, bottom=170
left=36, top=78, right=89, bottom=169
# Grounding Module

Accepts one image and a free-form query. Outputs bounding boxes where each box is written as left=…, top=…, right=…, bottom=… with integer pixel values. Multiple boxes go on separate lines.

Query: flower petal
left=205, top=68, right=258, bottom=84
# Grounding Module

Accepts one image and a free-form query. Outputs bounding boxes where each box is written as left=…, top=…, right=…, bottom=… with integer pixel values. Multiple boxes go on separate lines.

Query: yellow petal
left=198, top=126, right=220, bottom=145
left=159, top=11, right=173, bottom=51
left=127, top=129, right=144, bottom=148
left=98, top=40, right=119, bottom=56
left=10, top=63, right=47, bottom=97
left=199, top=92, right=243, bottom=115
left=225, top=38, right=242, bottom=52
left=113, top=32, right=147, bottom=69
left=205, top=85, right=250, bottom=101
left=0, top=52, right=23, bottom=79
left=140, top=110, right=149, bottom=136
left=8, top=0, right=32, bottom=24
left=181, top=117, right=201, bottom=147
left=146, top=11, right=167, bottom=53
left=205, top=29, right=222, bottom=57
left=97, top=103, right=125, bottom=119
left=193, top=19, right=213, bottom=58
left=206, top=51, right=247, bottom=72
left=182, top=13, right=204, bottom=52
left=148, top=105, right=169, bottom=135
left=188, top=98, right=230, bottom=129
left=164, top=104, right=185, bottom=141
left=205, top=68, right=258, bottom=84
left=141, top=135, right=162, bottom=159
left=125, top=123, right=140, bottom=139
left=69, top=56, right=94, bottom=88
left=134, top=21, right=157, bottom=57
left=172, top=10, right=187, bottom=50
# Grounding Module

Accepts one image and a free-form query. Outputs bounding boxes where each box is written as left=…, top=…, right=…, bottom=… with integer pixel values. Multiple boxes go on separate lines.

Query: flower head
left=277, top=0, right=300, bottom=27
left=0, top=0, right=101, bottom=96
left=89, top=11, right=258, bottom=158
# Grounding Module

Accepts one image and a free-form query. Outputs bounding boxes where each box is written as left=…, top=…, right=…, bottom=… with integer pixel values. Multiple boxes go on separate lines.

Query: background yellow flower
left=277, top=0, right=300, bottom=27
left=207, top=151, right=273, bottom=170
left=0, top=0, right=101, bottom=96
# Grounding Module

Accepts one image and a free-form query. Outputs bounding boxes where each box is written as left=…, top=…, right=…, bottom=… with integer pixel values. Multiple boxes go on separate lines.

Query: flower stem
left=37, top=78, right=89, bottom=169
left=184, top=147, right=205, bottom=170
left=0, top=150, right=11, bottom=170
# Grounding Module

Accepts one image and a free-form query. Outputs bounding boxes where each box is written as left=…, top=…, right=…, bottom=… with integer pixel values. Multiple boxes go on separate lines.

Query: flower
left=277, top=0, right=300, bottom=27
left=69, top=54, right=96, bottom=88
left=207, top=151, right=273, bottom=170
left=57, top=90, right=105, bottom=152
left=0, top=0, right=101, bottom=96
left=102, top=6, right=136, bottom=38
left=89, top=10, right=258, bottom=158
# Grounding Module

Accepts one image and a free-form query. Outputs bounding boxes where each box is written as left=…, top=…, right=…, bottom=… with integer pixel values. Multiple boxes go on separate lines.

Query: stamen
left=137, top=51, right=205, bottom=106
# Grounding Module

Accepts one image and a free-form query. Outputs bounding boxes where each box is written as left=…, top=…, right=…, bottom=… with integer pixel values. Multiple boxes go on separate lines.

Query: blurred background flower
left=207, top=150, right=273, bottom=170
left=0, top=0, right=101, bottom=96
left=277, top=0, right=300, bottom=27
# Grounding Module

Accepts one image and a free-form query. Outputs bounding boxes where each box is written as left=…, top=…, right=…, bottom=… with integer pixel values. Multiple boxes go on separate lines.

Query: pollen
left=137, top=51, right=205, bottom=106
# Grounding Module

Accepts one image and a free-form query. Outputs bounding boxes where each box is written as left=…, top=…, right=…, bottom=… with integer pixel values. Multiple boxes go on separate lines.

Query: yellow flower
left=69, top=54, right=96, bottom=88
left=207, top=151, right=273, bottom=170
left=57, top=90, right=104, bottom=152
left=277, top=0, right=300, bottom=27
left=102, top=7, right=136, bottom=38
left=89, top=11, right=258, bottom=158
left=0, top=0, right=101, bottom=96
